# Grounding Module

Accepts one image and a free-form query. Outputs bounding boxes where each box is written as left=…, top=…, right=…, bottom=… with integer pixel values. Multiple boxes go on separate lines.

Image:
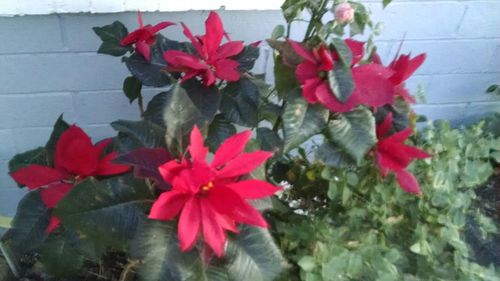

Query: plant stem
left=303, top=0, right=329, bottom=41
left=137, top=93, right=145, bottom=117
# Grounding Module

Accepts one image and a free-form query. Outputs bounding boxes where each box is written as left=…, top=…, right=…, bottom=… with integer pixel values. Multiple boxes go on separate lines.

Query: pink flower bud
left=334, top=3, right=355, bottom=24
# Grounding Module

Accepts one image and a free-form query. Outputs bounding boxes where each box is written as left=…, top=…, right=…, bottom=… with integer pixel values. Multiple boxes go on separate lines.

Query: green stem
left=303, top=0, right=329, bottom=41
left=137, top=93, right=145, bottom=117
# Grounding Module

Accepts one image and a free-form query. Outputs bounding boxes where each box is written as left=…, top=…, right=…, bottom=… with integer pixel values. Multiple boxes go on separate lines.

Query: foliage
left=270, top=120, right=500, bottom=281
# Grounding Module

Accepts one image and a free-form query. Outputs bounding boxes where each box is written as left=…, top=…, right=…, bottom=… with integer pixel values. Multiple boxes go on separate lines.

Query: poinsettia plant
left=4, top=0, right=483, bottom=280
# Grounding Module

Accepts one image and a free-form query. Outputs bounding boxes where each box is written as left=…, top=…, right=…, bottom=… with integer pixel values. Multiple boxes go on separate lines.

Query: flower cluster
left=149, top=127, right=280, bottom=256
left=10, top=126, right=129, bottom=232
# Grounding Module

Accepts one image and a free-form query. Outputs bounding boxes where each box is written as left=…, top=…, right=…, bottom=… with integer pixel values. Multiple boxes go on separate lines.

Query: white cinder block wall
left=0, top=0, right=499, bottom=215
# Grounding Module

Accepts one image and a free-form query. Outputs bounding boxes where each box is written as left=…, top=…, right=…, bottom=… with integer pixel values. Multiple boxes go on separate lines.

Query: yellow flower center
left=201, top=181, right=214, bottom=192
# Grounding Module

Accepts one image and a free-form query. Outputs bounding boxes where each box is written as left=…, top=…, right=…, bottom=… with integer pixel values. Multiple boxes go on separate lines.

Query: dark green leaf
left=281, top=0, right=308, bottom=23
left=124, top=35, right=179, bottom=87
left=486, top=84, right=499, bottom=94
left=235, top=45, right=260, bottom=72
left=327, top=65, right=354, bottom=103
left=282, top=90, right=329, bottom=152
left=274, top=55, right=300, bottom=98
left=162, top=81, right=220, bottom=154
left=1, top=191, right=49, bottom=257
left=44, top=115, right=70, bottom=165
left=326, top=108, right=376, bottom=165
left=316, top=142, right=355, bottom=168
left=257, top=128, right=283, bottom=152
left=383, top=0, right=393, bottom=8
left=111, top=119, right=166, bottom=148
left=123, top=76, right=143, bottom=103
left=330, top=38, right=353, bottom=66
left=224, top=226, right=286, bottom=281
left=8, top=147, right=49, bottom=175
left=206, top=114, right=237, bottom=152
left=143, top=91, right=170, bottom=126
left=93, top=21, right=131, bottom=56
left=54, top=176, right=153, bottom=251
left=221, top=79, right=259, bottom=127
left=38, top=229, right=85, bottom=276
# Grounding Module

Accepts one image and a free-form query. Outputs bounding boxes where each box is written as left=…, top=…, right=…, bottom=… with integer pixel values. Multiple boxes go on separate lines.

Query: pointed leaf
left=221, top=79, right=259, bottom=127
left=123, top=76, right=143, bottom=103
left=206, top=114, right=237, bottom=152
left=234, top=45, right=260, bottom=72
left=282, top=90, right=329, bottom=152
left=257, top=128, right=283, bottom=152
left=327, top=64, right=354, bottom=103
left=93, top=21, right=132, bottom=56
left=326, top=108, right=376, bottom=165
left=38, top=229, right=85, bottom=276
left=45, top=115, right=70, bottom=165
left=111, top=119, right=166, bottom=149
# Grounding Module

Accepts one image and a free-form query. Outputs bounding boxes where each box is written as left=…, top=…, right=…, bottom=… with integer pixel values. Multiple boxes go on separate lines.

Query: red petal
left=120, top=29, right=142, bottom=46
left=159, top=159, right=190, bottom=183
left=189, top=126, right=208, bottom=163
left=344, top=39, right=365, bottom=65
left=215, top=41, right=244, bottom=60
left=211, top=130, right=251, bottom=169
left=202, top=69, right=217, bottom=86
left=10, top=165, right=67, bottom=190
left=315, top=82, right=356, bottom=112
left=164, top=50, right=208, bottom=70
left=149, top=190, right=189, bottom=221
left=181, top=22, right=205, bottom=57
left=296, top=61, right=318, bottom=83
left=213, top=59, right=240, bottom=82
left=137, top=11, right=144, bottom=28
left=384, top=128, right=412, bottom=143
left=376, top=112, right=393, bottom=138
left=395, top=169, right=421, bottom=194
left=201, top=202, right=226, bottom=257
left=395, top=84, right=416, bottom=104
left=204, top=11, right=225, bottom=57
left=317, top=45, right=334, bottom=71
left=217, top=151, right=272, bottom=179
left=301, top=78, right=322, bottom=103
left=94, top=138, right=113, bottom=157
left=55, top=125, right=99, bottom=177
left=288, top=40, right=316, bottom=63
left=150, top=21, right=176, bottom=34
left=46, top=216, right=61, bottom=233
left=352, top=64, right=395, bottom=108
left=40, top=183, right=73, bottom=209
left=227, top=179, right=281, bottom=199
left=94, top=152, right=130, bottom=176
left=178, top=197, right=201, bottom=252
left=136, top=41, right=151, bottom=62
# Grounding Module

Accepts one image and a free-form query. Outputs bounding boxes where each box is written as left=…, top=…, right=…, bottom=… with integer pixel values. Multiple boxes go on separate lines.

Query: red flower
left=163, top=12, right=244, bottom=87
left=388, top=53, right=426, bottom=103
left=120, top=11, right=175, bottom=62
left=10, top=125, right=129, bottom=232
left=371, top=52, right=426, bottom=103
left=149, top=126, right=280, bottom=256
left=290, top=39, right=395, bottom=112
left=374, top=113, right=430, bottom=194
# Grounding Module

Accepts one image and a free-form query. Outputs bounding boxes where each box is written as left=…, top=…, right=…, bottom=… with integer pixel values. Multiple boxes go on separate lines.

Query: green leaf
left=124, top=35, right=179, bottom=87
left=54, top=176, right=153, bottom=251
left=326, top=65, right=354, bottom=103
left=326, top=108, right=376, bottom=165
left=162, top=81, right=220, bottom=154
left=8, top=147, right=49, bottom=175
left=206, top=114, right=237, bottom=152
left=1, top=191, right=49, bottom=257
left=271, top=25, right=286, bottom=39
left=111, top=119, right=166, bottom=149
left=93, top=21, right=131, bottom=56
left=330, top=38, right=353, bottom=66
left=281, top=0, right=308, bottom=23
left=38, top=229, right=85, bottom=276
left=123, top=76, right=143, bottom=103
left=282, top=90, right=329, bottom=152
left=235, top=45, right=260, bottom=72
left=274, top=55, right=300, bottom=98
left=44, top=115, right=70, bottom=165
left=225, top=226, right=286, bottom=281
left=257, top=128, right=283, bottom=152
left=0, top=216, right=11, bottom=229
left=383, top=0, right=393, bottom=8
left=221, top=79, right=259, bottom=127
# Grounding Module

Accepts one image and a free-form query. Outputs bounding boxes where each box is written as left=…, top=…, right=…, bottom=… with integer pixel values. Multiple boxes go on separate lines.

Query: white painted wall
left=1, top=0, right=284, bottom=16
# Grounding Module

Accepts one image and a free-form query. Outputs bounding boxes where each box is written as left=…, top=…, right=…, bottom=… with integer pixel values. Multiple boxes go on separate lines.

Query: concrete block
left=0, top=53, right=129, bottom=94
left=0, top=93, right=75, bottom=129
left=0, top=15, right=64, bottom=54
left=458, top=1, right=500, bottom=39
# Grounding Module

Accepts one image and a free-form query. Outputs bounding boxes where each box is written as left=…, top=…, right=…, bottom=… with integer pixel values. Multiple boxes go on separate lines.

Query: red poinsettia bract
left=388, top=53, right=426, bottom=103
left=10, top=125, right=129, bottom=232
left=374, top=113, right=430, bottom=194
left=290, top=39, right=396, bottom=112
left=120, top=11, right=175, bottom=62
left=149, top=126, right=281, bottom=256
left=163, top=11, right=244, bottom=87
